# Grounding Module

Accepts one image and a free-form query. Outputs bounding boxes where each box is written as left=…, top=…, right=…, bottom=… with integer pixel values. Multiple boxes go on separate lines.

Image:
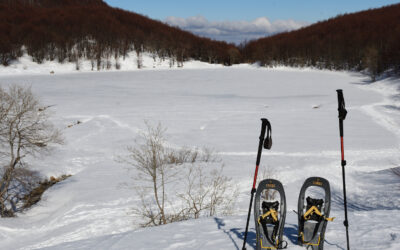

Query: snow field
left=0, top=66, right=399, bottom=249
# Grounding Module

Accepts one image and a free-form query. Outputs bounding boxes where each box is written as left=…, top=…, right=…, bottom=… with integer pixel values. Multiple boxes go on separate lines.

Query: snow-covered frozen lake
left=0, top=66, right=399, bottom=249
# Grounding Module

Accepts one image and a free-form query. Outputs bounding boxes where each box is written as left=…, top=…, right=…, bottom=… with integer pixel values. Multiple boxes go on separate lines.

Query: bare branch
left=0, top=85, right=63, bottom=217
left=121, top=121, right=237, bottom=226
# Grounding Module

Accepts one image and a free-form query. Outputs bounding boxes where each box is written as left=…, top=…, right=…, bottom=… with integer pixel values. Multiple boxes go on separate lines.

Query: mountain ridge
left=1, top=1, right=399, bottom=77
left=242, top=3, right=400, bottom=78
left=0, top=0, right=239, bottom=67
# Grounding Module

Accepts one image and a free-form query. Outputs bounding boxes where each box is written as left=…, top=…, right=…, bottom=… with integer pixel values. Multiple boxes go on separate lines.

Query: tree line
left=242, top=3, right=400, bottom=79
left=1, top=1, right=399, bottom=78
left=0, top=0, right=241, bottom=68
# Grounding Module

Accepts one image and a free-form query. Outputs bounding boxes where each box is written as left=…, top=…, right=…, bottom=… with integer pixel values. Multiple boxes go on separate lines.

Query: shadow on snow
left=214, top=218, right=301, bottom=249
left=214, top=217, right=256, bottom=250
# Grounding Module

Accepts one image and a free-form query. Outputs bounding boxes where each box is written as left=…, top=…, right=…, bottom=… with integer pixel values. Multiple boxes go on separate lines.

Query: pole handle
left=336, top=89, right=347, bottom=121
left=256, top=118, right=270, bottom=165
left=262, top=119, right=272, bottom=150
left=260, top=118, right=268, bottom=141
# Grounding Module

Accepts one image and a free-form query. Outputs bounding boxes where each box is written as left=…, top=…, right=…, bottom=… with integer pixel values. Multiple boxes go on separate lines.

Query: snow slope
left=0, top=66, right=399, bottom=250
left=0, top=52, right=223, bottom=76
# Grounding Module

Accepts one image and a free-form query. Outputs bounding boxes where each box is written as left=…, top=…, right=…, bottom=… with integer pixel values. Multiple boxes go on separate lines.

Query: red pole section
left=252, top=165, right=260, bottom=189
left=341, top=137, right=345, bottom=161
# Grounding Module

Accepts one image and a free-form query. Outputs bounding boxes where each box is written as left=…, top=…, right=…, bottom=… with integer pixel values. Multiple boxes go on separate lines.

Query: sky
left=104, top=0, right=400, bottom=44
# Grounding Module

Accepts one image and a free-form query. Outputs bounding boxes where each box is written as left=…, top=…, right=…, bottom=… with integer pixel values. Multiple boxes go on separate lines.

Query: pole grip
left=336, top=89, right=347, bottom=121
left=337, top=89, right=347, bottom=137
left=260, top=118, right=268, bottom=141
left=256, top=118, right=269, bottom=165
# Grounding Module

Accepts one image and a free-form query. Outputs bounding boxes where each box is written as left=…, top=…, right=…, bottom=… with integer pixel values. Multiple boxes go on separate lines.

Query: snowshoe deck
left=297, top=177, right=332, bottom=250
left=254, top=179, right=286, bottom=249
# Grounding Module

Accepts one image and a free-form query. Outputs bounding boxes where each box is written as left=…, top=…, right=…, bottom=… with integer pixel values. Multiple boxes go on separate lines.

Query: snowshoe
left=297, top=177, right=334, bottom=250
left=254, top=179, right=287, bottom=249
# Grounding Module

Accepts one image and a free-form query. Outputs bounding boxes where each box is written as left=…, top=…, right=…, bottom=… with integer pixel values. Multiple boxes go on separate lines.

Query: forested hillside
left=242, top=4, right=400, bottom=78
left=0, top=0, right=240, bottom=68
left=1, top=1, right=399, bottom=78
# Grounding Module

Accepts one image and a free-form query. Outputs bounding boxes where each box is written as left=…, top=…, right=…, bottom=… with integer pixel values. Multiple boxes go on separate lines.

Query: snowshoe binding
left=297, top=177, right=334, bottom=250
left=254, top=179, right=287, bottom=249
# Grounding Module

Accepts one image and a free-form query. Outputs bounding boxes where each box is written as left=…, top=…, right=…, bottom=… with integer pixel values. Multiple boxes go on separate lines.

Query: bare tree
left=0, top=87, right=9, bottom=123
left=124, top=122, right=174, bottom=225
left=0, top=85, right=63, bottom=217
left=121, top=122, right=237, bottom=227
left=363, top=46, right=379, bottom=81
left=178, top=164, right=209, bottom=219
left=178, top=163, right=237, bottom=219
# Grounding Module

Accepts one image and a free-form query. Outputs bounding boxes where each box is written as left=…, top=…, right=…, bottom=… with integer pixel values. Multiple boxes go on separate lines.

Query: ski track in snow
left=0, top=66, right=399, bottom=250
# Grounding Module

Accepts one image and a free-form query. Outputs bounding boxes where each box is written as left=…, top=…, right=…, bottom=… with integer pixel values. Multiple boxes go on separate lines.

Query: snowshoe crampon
left=297, top=177, right=334, bottom=250
left=254, top=179, right=287, bottom=249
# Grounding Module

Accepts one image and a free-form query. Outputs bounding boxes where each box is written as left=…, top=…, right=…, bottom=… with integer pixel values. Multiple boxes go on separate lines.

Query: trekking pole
left=242, top=118, right=272, bottom=250
left=336, top=89, right=350, bottom=250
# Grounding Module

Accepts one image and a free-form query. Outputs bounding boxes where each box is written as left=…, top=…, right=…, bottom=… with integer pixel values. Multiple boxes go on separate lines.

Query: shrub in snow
left=177, top=162, right=238, bottom=219
left=120, top=122, right=238, bottom=227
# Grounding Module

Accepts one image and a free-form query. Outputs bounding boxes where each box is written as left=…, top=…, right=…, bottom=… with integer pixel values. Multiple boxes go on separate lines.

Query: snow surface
left=0, top=64, right=399, bottom=250
left=0, top=52, right=224, bottom=76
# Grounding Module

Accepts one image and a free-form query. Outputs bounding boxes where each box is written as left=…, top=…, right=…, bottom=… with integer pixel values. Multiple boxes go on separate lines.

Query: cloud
left=165, top=16, right=309, bottom=44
